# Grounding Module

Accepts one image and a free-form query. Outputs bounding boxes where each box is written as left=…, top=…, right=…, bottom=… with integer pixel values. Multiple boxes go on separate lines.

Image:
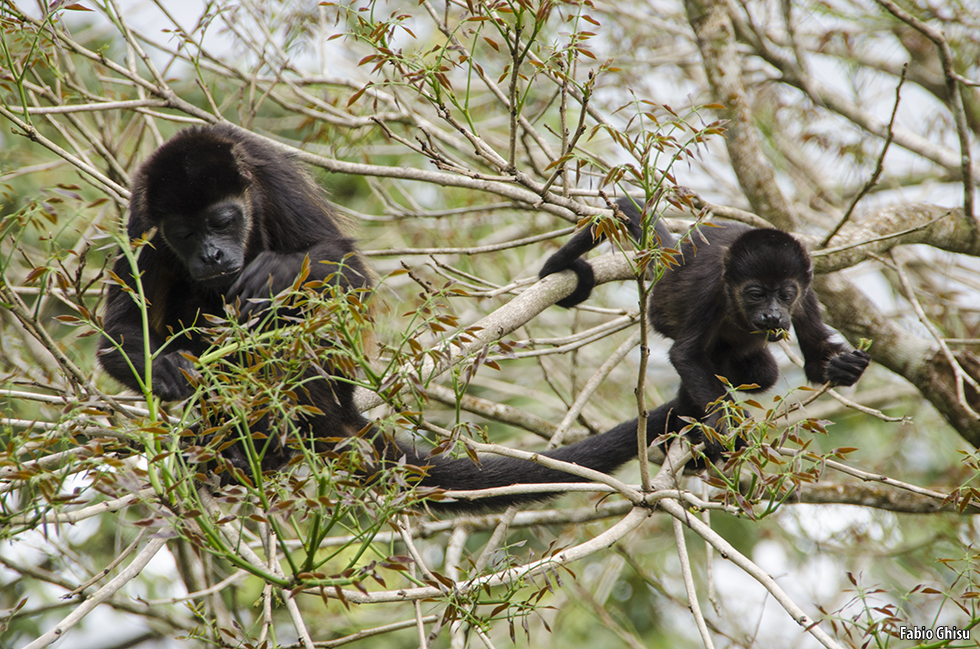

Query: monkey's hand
left=824, top=349, right=870, bottom=387
left=226, top=251, right=304, bottom=321
left=152, top=351, right=197, bottom=401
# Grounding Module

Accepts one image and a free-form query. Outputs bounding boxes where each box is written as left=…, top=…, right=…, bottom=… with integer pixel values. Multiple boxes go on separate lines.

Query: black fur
left=99, top=125, right=643, bottom=510
left=99, top=125, right=372, bottom=400
left=650, top=221, right=869, bottom=447
left=540, top=197, right=870, bottom=458
left=538, top=197, right=674, bottom=308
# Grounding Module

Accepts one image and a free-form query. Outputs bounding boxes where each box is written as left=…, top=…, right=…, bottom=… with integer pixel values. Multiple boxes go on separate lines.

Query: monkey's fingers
left=825, top=350, right=870, bottom=386
left=151, top=352, right=197, bottom=401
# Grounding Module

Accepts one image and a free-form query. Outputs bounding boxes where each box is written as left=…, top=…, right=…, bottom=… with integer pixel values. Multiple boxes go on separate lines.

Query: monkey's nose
left=205, top=245, right=224, bottom=263
left=759, top=313, right=781, bottom=328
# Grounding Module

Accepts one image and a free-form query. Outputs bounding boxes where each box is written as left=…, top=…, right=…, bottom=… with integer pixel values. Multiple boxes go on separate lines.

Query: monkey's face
left=738, top=280, right=799, bottom=340
left=160, top=197, right=251, bottom=288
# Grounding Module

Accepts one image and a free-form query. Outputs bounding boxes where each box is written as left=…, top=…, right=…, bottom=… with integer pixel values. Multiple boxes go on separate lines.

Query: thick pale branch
left=813, top=205, right=980, bottom=272
left=684, top=0, right=796, bottom=229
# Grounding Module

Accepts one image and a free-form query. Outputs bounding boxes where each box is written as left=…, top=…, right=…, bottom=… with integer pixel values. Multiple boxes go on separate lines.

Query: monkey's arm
left=99, top=257, right=197, bottom=401
left=793, top=289, right=869, bottom=386
left=667, top=331, right=730, bottom=418
left=226, top=237, right=370, bottom=318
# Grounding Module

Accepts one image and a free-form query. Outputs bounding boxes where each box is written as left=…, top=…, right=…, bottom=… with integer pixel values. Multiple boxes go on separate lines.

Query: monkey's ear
left=230, top=142, right=255, bottom=183
left=792, top=234, right=814, bottom=284
left=720, top=245, right=735, bottom=282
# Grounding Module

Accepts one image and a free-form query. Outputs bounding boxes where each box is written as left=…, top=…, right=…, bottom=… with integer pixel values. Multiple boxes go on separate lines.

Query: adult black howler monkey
left=539, top=197, right=870, bottom=455
left=99, top=124, right=372, bottom=403
left=98, top=125, right=643, bottom=510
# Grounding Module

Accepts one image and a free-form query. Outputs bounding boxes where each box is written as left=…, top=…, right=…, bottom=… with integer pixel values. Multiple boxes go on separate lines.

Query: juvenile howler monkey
left=99, top=125, right=642, bottom=510
left=539, top=197, right=870, bottom=456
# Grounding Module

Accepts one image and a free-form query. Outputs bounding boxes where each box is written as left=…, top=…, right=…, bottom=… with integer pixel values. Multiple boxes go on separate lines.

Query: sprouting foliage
left=1, top=0, right=979, bottom=647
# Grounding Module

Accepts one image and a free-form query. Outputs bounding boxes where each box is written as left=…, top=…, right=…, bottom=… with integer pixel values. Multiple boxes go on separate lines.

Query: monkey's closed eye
left=211, top=212, right=238, bottom=229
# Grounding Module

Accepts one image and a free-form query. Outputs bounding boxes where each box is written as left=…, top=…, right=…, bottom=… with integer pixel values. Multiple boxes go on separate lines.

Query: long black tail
left=538, top=197, right=673, bottom=308
left=215, top=379, right=679, bottom=512
left=399, top=404, right=673, bottom=511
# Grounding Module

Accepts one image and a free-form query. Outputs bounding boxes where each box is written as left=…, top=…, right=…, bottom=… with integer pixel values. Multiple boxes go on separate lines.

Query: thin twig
left=548, top=330, right=641, bottom=449
left=23, top=537, right=168, bottom=649
left=874, top=0, right=975, bottom=223
left=660, top=499, right=844, bottom=649
left=890, top=251, right=980, bottom=419
left=672, top=517, right=715, bottom=649
left=775, top=445, right=979, bottom=512
left=66, top=529, right=148, bottom=597
left=821, top=63, right=908, bottom=248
